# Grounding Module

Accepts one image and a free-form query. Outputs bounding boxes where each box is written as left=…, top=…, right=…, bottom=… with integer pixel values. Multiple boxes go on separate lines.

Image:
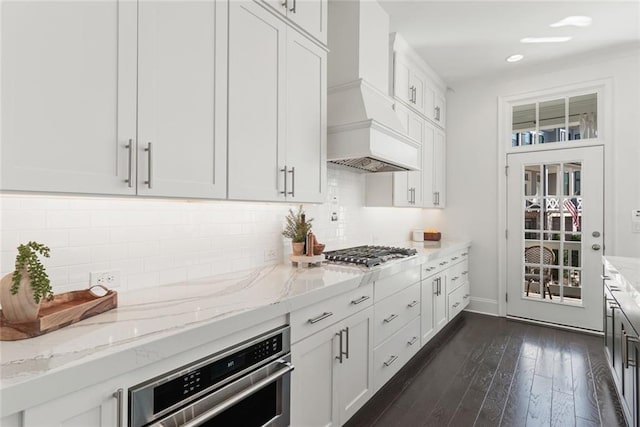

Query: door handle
left=144, top=142, right=153, bottom=189
left=335, top=330, right=344, bottom=363
left=280, top=166, right=288, bottom=196
left=592, top=244, right=601, bottom=251
left=288, top=166, right=295, bottom=198
left=125, top=139, right=133, bottom=188
left=345, top=327, right=350, bottom=360
left=112, top=388, right=124, bottom=427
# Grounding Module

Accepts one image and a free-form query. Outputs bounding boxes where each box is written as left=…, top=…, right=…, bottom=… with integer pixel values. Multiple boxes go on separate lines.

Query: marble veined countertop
left=604, top=256, right=640, bottom=334
left=0, top=239, right=469, bottom=416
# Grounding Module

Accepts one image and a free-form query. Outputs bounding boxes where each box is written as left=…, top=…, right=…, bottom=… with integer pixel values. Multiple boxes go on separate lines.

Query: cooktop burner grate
left=324, top=245, right=418, bottom=267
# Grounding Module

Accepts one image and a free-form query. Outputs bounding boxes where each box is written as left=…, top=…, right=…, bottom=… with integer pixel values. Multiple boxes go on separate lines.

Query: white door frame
left=497, top=78, right=614, bottom=319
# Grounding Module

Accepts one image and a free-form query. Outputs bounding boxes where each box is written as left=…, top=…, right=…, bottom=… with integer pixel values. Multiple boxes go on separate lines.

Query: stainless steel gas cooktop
left=323, top=245, right=418, bottom=268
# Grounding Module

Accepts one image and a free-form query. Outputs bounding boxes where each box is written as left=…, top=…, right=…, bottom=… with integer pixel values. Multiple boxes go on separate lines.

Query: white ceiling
left=379, top=1, right=640, bottom=85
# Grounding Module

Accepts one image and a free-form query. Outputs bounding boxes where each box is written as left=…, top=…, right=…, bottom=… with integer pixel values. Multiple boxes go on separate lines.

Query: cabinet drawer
left=448, top=281, right=470, bottom=321
left=448, top=259, right=469, bottom=293
left=374, top=282, right=420, bottom=346
left=375, top=265, right=421, bottom=301
left=373, top=316, right=421, bottom=391
left=290, top=283, right=373, bottom=343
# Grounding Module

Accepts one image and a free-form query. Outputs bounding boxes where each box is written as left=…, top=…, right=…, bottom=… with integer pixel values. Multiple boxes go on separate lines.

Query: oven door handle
left=182, top=360, right=295, bottom=427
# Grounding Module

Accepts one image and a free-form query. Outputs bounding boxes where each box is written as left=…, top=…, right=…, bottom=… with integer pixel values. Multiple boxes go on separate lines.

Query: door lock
left=592, top=244, right=601, bottom=251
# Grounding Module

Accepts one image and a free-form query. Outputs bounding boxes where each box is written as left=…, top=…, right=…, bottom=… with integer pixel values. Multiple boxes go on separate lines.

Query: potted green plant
left=0, top=241, right=52, bottom=323
left=282, top=205, right=313, bottom=256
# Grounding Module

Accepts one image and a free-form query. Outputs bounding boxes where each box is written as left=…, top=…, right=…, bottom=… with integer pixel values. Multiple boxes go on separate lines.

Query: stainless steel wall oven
left=129, top=326, right=293, bottom=427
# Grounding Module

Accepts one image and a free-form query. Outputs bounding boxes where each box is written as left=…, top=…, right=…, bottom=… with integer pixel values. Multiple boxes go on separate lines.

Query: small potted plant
left=282, top=205, right=313, bottom=256
left=0, top=241, right=52, bottom=323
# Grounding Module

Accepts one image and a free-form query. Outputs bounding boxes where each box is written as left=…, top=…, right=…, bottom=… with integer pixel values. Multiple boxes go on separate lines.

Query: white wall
left=0, top=165, right=424, bottom=295
left=438, top=46, right=640, bottom=315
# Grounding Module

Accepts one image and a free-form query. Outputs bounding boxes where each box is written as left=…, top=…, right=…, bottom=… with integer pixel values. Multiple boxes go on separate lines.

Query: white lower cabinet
left=373, top=316, right=421, bottom=391
left=22, top=378, right=124, bottom=427
left=291, top=307, right=374, bottom=427
left=421, top=269, right=447, bottom=345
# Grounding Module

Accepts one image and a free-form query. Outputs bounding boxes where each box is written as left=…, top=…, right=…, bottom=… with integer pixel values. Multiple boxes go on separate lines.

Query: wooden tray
left=290, top=254, right=325, bottom=268
left=0, top=285, right=117, bottom=341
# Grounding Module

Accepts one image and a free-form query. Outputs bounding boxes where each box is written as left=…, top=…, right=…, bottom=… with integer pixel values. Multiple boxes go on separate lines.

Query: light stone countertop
left=603, top=256, right=640, bottom=335
left=0, top=239, right=470, bottom=416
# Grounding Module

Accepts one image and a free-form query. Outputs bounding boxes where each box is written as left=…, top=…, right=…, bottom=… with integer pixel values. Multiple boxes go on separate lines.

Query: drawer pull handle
left=384, top=355, right=399, bottom=367
left=463, top=294, right=469, bottom=299
left=439, top=261, right=448, bottom=266
left=451, top=276, right=459, bottom=281
left=462, top=271, right=468, bottom=275
left=407, top=336, right=418, bottom=346
left=601, top=275, right=611, bottom=280
left=461, top=252, right=468, bottom=256
left=407, top=300, right=419, bottom=308
left=351, top=295, right=370, bottom=305
left=451, top=256, right=459, bottom=261
left=383, top=314, right=399, bottom=323
left=453, top=302, right=460, bottom=308
left=308, top=312, right=333, bottom=324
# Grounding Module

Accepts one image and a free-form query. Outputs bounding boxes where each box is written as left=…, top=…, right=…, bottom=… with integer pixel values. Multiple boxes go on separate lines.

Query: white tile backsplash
left=0, top=165, right=425, bottom=293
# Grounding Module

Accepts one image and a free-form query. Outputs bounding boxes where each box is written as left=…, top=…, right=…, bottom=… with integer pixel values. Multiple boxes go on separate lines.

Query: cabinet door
left=23, top=381, right=122, bottom=427
left=421, top=273, right=436, bottom=344
left=1, top=1, right=137, bottom=194
left=392, top=172, right=411, bottom=207
left=137, top=0, right=226, bottom=199
left=620, top=315, right=638, bottom=425
left=394, top=55, right=412, bottom=106
left=291, top=324, right=339, bottom=427
left=409, top=70, right=426, bottom=114
left=424, top=83, right=437, bottom=124
left=433, top=128, right=446, bottom=207
left=288, top=0, right=327, bottom=44
left=434, top=273, right=448, bottom=332
left=422, top=122, right=436, bottom=207
left=228, top=2, right=286, bottom=201
left=285, top=29, right=326, bottom=203
left=337, top=307, right=374, bottom=424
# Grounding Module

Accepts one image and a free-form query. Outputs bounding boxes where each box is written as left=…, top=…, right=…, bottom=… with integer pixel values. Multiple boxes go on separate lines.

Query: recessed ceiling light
left=550, top=16, right=592, bottom=28
left=506, top=54, right=524, bottom=63
left=521, top=36, right=573, bottom=43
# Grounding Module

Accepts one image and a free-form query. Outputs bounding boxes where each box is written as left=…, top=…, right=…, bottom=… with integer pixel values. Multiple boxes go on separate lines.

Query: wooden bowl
left=313, top=243, right=326, bottom=255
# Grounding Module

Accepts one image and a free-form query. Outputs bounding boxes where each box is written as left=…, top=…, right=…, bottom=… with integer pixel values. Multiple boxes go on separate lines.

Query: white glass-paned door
left=507, top=146, right=603, bottom=331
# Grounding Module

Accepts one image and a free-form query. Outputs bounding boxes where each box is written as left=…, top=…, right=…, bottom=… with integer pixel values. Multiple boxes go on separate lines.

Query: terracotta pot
left=292, top=242, right=305, bottom=256
left=0, top=270, right=40, bottom=323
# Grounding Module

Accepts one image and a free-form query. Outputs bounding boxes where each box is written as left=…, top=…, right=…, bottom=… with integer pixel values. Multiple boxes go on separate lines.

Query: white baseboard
left=465, top=297, right=499, bottom=317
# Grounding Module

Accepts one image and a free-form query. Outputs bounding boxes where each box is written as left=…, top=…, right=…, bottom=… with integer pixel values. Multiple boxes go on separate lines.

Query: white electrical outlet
left=264, top=248, right=278, bottom=262
left=90, top=270, right=121, bottom=288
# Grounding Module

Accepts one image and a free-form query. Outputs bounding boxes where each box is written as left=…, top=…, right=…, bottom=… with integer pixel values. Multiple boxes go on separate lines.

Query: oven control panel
left=152, top=333, right=283, bottom=414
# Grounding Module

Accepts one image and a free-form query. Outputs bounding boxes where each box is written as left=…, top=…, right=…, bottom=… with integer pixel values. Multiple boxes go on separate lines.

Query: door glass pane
left=539, top=99, right=566, bottom=143
left=522, top=161, right=584, bottom=305
left=512, top=103, right=536, bottom=147
left=568, top=93, right=597, bottom=140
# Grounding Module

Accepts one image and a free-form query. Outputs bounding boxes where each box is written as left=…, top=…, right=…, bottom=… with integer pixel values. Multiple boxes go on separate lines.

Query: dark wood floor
left=345, top=312, right=626, bottom=427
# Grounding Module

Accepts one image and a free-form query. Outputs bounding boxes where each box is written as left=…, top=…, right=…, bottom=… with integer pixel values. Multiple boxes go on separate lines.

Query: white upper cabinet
left=137, top=0, right=227, bottom=199
left=1, top=0, right=227, bottom=199
left=393, top=54, right=426, bottom=114
left=228, top=1, right=326, bottom=203
left=423, top=121, right=446, bottom=208
left=262, top=0, right=327, bottom=44
left=1, top=1, right=137, bottom=195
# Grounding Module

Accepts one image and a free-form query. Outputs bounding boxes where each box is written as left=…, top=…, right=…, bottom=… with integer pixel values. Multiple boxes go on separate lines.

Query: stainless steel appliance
left=129, top=326, right=293, bottom=427
left=324, top=245, right=418, bottom=267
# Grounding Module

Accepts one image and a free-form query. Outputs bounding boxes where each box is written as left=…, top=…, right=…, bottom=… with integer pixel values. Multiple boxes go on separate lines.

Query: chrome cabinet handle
left=144, top=142, right=153, bottom=188
left=336, top=330, right=343, bottom=363
left=601, top=275, right=611, bottom=280
left=345, top=327, right=350, bottom=360
left=182, top=361, right=294, bottom=427
left=407, top=300, right=418, bottom=308
left=453, top=302, right=460, bottom=308
left=125, top=139, right=133, bottom=188
left=451, top=256, right=459, bottom=261
left=384, top=313, right=399, bottom=323
left=461, top=252, right=468, bottom=256
left=351, top=295, right=371, bottom=305
left=281, top=0, right=287, bottom=8
left=433, top=278, right=438, bottom=295
left=280, top=166, right=288, bottom=196
left=463, top=294, right=470, bottom=299
left=112, top=388, right=123, bottom=427
left=291, top=0, right=296, bottom=13
left=439, top=261, right=448, bottom=266
left=462, top=271, right=469, bottom=275
left=452, top=276, right=459, bottom=282
left=435, top=106, right=441, bottom=121
left=288, top=166, right=295, bottom=197
left=408, top=336, right=418, bottom=346
left=437, top=277, right=441, bottom=295
left=409, top=86, right=414, bottom=103
left=384, top=355, right=399, bottom=367
left=308, top=311, right=333, bottom=324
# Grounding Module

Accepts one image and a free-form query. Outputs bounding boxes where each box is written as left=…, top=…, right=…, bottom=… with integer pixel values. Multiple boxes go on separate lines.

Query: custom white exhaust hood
left=327, top=0, right=419, bottom=173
